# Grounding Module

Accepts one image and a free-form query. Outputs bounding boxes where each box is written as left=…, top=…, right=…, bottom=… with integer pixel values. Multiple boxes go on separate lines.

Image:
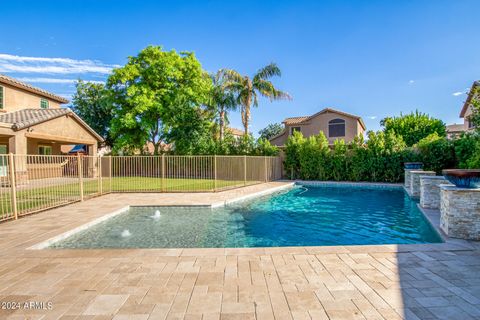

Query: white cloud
left=0, top=53, right=120, bottom=74
left=367, top=116, right=377, bottom=120
left=17, top=77, right=104, bottom=84
left=408, top=80, right=415, bottom=84
left=452, top=89, right=469, bottom=97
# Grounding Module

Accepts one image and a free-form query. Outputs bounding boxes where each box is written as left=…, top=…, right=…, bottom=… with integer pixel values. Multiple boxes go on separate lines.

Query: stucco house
left=227, top=127, right=244, bottom=140
left=459, top=80, right=478, bottom=132
left=446, top=80, right=479, bottom=138
left=269, top=108, right=366, bottom=147
left=0, top=74, right=103, bottom=156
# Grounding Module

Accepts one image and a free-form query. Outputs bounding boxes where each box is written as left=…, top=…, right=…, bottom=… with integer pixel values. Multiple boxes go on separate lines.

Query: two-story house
left=269, top=108, right=366, bottom=147
left=460, top=80, right=478, bottom=132
left=447, top=80, right=479, bottom=138
left=0, top=74, right=102, bottom=156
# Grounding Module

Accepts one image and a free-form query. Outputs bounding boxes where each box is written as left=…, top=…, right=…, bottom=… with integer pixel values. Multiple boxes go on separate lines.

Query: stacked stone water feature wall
left=410, top=171, right=436, bottom=198
left=420, top=176, right=451, bottom=209
left=440, top=185, right=480, bottom=240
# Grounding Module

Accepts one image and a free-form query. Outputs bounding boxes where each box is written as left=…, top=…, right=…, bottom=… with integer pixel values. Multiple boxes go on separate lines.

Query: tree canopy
left=106, top=46, right=212, bottom=154
left=222, top=63, right=291, bottom=135
left=71, top=80, right=114, bottom=147
left=380, top=110, right=446, bottom=147
left=206, top=70, right=237, bottom=141
left=258, top=123, right=283, bottom=140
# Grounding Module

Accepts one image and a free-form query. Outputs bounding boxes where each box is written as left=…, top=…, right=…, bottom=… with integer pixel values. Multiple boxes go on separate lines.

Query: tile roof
left=282, top=108, right=366, bottom=130
left=283, top=116, right=310, bottom=125
left=0, top=108, right=103, bottom=141
left=227, top=127, right=244, bottom=136
left=446, top=124, right=466, bottom=132
left=0, top=74, right=69, bottom=104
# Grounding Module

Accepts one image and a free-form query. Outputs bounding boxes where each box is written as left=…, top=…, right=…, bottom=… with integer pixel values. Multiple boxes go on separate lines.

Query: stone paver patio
left=0, top=182, right=479, bottom=320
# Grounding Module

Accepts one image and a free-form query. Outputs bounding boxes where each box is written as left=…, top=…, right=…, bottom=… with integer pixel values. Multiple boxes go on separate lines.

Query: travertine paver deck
left=0, top=181, right=479, bottom=320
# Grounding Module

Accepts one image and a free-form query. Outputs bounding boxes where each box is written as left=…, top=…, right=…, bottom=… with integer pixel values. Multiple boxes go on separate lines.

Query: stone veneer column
left=410, top=171, right=436, bottom=198
left=404, top=169, right=421, bottom=189
left=440, top=185, right=480, bottom=240
left=420, top=176, right=451, bottom=209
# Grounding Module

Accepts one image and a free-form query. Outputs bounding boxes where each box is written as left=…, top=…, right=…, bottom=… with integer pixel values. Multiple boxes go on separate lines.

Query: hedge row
left=283, top=131, right=479, bottom=183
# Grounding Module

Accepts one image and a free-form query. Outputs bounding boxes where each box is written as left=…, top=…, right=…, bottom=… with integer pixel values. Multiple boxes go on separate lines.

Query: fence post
left=264, top=157, right=268, bottom=182
left=77, top=154, right=84, bottom=201
left=243, top=155, right=247, bottom=186
left=160, top=154, right=165, bottom=192
left=8, top=153, right=18, bottom=220
left=98, top=155, right=102, bottom=195
left=109, top=156, right=112, bottom=193
left=213, top=155, right=217, bottom=192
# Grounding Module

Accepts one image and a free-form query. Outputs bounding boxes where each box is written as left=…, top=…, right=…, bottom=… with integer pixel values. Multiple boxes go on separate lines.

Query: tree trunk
left=219, top=107, right=225, bottom=141
left=242, top=82, right=253, bottom=136
left=244, top=106, right=250, bottom=136
left=153, top=141, right=160, bottom=155
left=241, top=106, right=248, bottom=135
left=242, top=93, right=252, bottom=135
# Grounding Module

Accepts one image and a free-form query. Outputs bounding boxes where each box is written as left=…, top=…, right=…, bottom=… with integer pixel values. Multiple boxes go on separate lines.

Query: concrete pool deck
left=0, top=181, right=479, bottom=319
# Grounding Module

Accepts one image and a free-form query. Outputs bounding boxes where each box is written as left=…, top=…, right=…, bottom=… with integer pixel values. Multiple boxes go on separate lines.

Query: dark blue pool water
left=51, top=185, right=443, bottom=248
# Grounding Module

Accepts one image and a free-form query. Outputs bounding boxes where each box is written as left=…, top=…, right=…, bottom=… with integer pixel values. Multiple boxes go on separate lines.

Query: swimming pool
left=50, top=184, right=442, bottom=248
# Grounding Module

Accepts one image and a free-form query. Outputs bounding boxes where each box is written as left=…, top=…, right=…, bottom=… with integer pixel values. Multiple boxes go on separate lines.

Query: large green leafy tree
left=380, top=110, right=446, bottom=146
left=222, top=63, right=291, bottom=135
left=107, top=46, right=212, bottom=154
left=71, top=80, right=114, bottom=147
left=258, top=123, right=283, bottom=140
left=206, top=70, right=237, bottom=141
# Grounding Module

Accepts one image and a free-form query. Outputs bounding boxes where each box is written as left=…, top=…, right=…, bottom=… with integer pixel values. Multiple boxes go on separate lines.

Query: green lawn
left=0, top=177, right=261, bottom=220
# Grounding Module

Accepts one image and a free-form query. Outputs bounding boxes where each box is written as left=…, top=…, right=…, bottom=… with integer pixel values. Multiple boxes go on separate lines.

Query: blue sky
left=1, top=0, right=478, bottom=134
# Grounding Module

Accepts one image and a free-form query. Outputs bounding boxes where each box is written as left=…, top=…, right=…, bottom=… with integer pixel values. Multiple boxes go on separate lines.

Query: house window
left=38, top=145, right=52, bottom=155
left=290, top=127, right=301, bottom=135
left=40, top=99, right=49, bottom=109
left=328, top=118, right=346, bottom=137
left=0, top=145, right=7, bottom=154
left=0, top=85, right=4, bottom=109
left=468, top=118, right=475, bottom=129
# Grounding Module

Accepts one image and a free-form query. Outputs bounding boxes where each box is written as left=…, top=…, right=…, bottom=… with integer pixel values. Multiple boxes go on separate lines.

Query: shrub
left=282, top=130, right=455, bottom=183
left=454, top=133, right=480, bottom=168
left=253, top=138, right=279, bottom=156
left=298, top=133, right=330, bottom=180
left=328, top=140, right=348, bottom=181
left=466, top=139, right=480, bottom=168
left=416, top=133, right=455, bottom=173
left=284, top=131, right=305, bottom=179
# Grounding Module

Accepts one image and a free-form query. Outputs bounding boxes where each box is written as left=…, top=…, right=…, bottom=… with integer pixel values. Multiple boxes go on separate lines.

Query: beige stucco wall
left=270, top=111, right=365, bottom=146
left=1, top=83, right=62, bottom=113
left=26, top=138, right=62, bottom=155
left=464, top=103, right=474, bottom=131
left=25, top=114, right=99, bottom=145
left=270, top=131, right=288, bottom=146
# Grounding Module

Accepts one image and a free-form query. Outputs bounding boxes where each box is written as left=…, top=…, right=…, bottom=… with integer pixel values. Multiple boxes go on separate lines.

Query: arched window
left=328, top=118, right=345, bottom=137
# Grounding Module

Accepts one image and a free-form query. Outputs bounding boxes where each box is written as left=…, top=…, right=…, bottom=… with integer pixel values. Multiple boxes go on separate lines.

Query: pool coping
left=28, top=206, right=131, bottom=249
left=297, top=180, right=404, bottom=189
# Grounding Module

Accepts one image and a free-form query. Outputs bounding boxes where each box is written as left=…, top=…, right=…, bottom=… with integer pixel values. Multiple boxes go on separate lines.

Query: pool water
left=50, top=185, right=443, bottom=248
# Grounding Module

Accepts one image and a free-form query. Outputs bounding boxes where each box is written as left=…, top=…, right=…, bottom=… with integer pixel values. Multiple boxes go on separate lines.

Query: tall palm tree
left=222, top=63, right=291, bottom=135
left=208, top=70, right=238, bottom=141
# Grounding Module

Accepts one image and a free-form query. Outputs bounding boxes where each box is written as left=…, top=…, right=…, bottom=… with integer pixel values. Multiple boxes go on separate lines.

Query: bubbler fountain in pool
left=151, top=210, right=161, bottom=219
